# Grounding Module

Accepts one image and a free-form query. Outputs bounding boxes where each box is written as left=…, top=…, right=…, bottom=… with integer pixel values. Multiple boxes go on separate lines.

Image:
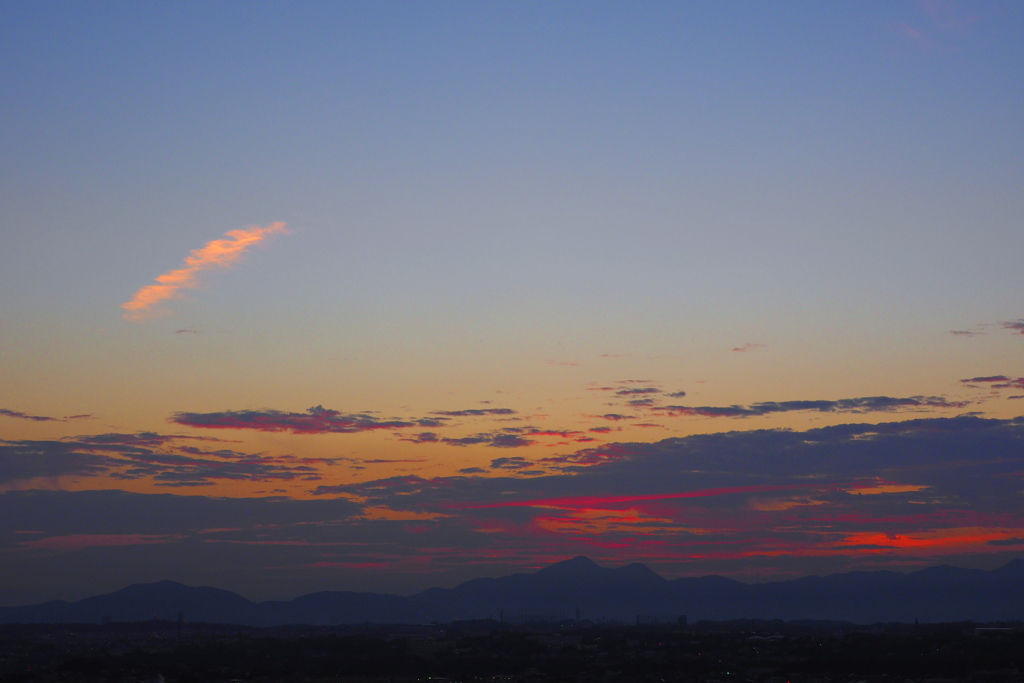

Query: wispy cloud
left=893, top=0, right=982, bottom=53
left=489, top=456, right=535, bottom=471
left=174, top=408, right=594, bottom=451
left=400, top=425, right=588, bottom=450
left=0, top=409, right=92, bottom=423
left=959, top=375, right=1024, bottom=390
left=949, top=319, right=1024, bottom=338
left=525, top=429, right=585, bottom=439
left=171, top=405, right=440, bottom=434
left=596, top=384, right=968, bottom=419
left=615, top=387, right=661, bottom=397
left=0, top=409, right=60, bottom=422
left=732, top=343, right=766, bottom=352
left=648, top=395, right=968, bottom=418
left=918, top=0, right=980, bottom=32
left=442, top=432, right=536, bottom=449
left=960, top=375, right=1011, bottom=384
left=430, top=408, right=517, bottom=417
left=399, top=432, right=441, bottom=444
left=121, top=222, right=288, bottom=321
left=1002, top=320, right=1024, bottom=335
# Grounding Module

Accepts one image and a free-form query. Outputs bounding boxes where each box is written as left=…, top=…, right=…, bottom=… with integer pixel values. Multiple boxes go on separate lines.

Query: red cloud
left=447, top=484, right=826, bottom=510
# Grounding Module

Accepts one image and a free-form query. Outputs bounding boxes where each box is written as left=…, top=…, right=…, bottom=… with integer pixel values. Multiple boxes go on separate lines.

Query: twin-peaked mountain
left=3, top=556, right=1024, bottom=625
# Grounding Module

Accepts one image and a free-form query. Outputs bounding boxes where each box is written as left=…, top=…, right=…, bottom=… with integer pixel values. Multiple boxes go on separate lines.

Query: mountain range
left=2, top=556, right=1024, bottom=626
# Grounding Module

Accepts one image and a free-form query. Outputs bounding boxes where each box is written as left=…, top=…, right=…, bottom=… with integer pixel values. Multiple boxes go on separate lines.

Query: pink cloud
left=121, top=222, right=288, bottom=321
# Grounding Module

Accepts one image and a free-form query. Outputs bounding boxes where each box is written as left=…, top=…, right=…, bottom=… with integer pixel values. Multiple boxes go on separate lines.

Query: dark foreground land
left=2, top=619, right=1023, bottom=683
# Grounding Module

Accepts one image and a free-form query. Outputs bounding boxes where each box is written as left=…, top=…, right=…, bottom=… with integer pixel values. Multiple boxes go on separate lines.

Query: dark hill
left=414, top=555, right=674, bottom=620
left=0, top=580, right=257, bottom=624
left=2, top=557, right=1023, bottom=625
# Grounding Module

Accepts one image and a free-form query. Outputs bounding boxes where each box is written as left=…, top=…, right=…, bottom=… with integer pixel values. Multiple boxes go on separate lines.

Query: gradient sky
left=2, top=1, right=1024, bottom=605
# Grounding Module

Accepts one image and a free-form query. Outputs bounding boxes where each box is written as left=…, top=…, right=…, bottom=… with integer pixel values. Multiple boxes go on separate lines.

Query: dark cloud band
left=171, top=405, right=435, bottom=434
left=649, top=395, right=968, bottom=418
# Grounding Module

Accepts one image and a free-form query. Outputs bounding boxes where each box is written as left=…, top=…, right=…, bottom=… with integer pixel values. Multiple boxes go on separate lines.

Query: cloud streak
left=960, top=376, right=1024, bottom=390
left=430, top=408, right=517, bottom=417
left=615, top=387, right=661, bottom=397
left=121, top=222, right=288, bottom=321
left=0, top=409, right=93, bottom=423
left=171, top=405, right=442, bottom=434
left=647, top=395, right=968, bottom=418
left=403, top=431, right=536, bottom=449
left=0, top=409, right=60, bottom=422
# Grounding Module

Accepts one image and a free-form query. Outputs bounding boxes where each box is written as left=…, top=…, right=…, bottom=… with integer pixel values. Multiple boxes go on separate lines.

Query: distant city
left=2, top=611, right=1023, bottom=682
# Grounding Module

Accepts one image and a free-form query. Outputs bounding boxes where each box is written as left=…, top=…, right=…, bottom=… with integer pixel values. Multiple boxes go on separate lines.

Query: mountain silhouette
left=2, top=557, right=1023, bottom=626
left=0, top=580, right=258, bottom=625
left=415, top=556, right=674, bottom=620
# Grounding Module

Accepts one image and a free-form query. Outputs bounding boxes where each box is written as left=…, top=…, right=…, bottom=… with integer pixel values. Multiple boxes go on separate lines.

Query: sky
left=2, top=0, right=1024, bottom=605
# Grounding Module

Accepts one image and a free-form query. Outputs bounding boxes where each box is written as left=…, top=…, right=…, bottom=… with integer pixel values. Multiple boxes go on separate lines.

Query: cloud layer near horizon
left=4, top=415, right=1023, bottom=600
left=121, top=222, right=288, bottom=321
left=303, top=415, right=1024, bottom=574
